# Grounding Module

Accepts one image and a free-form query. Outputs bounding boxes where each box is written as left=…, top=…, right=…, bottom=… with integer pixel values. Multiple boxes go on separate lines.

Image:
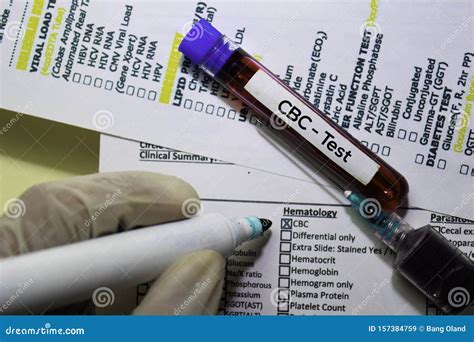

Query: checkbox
left=370, top=143, right=380, bottom=154
left=278, top=301, right=290, bottom=312
left=437, top=159, right=446, bottom=169
left=279, top=253, right=291, bottom=264
left=279, top=265, right=290, bottom=276
left=280, top=242, right=291, bottom=252
left=278, top=288, right=291, bottom=301
left=415, top=154, right=424, bottom=164
left=397, top=129, right=407, bottom=139
left=281, top=230, right=292, bottom=241
left=281, top=218, right=292, bottom=229
left=279, top=277, right=290, bottom=288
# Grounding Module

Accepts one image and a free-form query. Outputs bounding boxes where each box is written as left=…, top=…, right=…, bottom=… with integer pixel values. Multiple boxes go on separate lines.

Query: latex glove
left=0, top=171, right=225, bottom=315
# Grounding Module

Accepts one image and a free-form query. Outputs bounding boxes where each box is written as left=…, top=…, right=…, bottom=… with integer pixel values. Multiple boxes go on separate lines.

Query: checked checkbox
left=281, top=218, right=292, bottom=229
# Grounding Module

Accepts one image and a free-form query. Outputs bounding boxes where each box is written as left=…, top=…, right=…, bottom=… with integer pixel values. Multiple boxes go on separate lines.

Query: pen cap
left=179, top=19, right=236, bottom=76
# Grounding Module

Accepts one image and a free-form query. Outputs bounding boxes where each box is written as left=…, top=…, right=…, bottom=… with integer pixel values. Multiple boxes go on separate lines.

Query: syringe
left=179, top=18, right=472, bottom=315
left=345, top=191, right=474, bottom=314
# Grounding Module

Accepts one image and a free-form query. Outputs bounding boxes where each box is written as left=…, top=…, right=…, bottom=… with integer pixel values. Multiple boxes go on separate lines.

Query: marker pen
left=0, top=214, right=271, bottom=313
left=179, top=19, right=409, bottom=210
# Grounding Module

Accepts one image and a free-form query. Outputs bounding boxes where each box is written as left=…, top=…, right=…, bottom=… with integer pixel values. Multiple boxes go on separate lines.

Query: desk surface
left=0, top=109, right=100, bottom=207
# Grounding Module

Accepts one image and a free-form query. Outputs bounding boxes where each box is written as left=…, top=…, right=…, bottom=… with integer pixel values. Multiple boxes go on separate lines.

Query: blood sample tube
left=179, top=19, right=409, bottom=210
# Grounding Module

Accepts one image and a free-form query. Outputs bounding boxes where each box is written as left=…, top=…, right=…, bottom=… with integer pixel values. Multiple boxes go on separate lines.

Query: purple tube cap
left=179, top=19, right=223, bottom=65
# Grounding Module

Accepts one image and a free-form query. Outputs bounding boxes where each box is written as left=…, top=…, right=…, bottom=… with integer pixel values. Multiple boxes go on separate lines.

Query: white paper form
left=99, top=135, right=474, bottom=315
left=1, top=0, right=473, bottom=219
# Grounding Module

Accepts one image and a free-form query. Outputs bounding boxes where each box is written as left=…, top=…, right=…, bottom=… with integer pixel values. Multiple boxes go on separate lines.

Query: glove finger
left=133, top=250, right=225, bottom=316
left=0, top=171, right=200, bottom=257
